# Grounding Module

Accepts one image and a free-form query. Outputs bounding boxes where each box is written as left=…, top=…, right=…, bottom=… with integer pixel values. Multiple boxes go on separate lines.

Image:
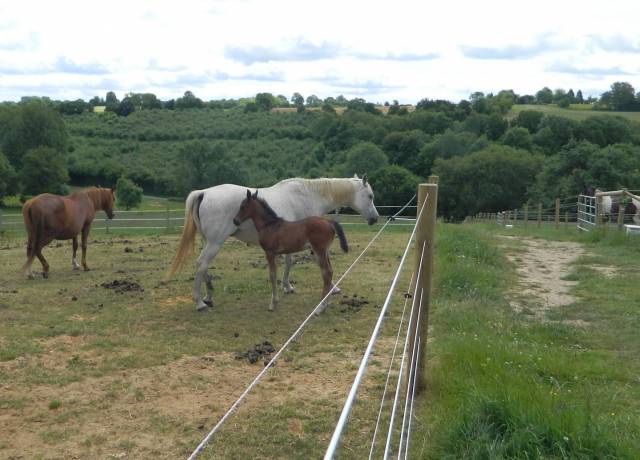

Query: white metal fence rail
left=577, top=194, right=596, bottom=232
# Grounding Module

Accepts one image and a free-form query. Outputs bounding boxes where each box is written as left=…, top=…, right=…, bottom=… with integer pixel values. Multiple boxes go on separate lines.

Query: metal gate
left=577, top=194, right=596, bottom=231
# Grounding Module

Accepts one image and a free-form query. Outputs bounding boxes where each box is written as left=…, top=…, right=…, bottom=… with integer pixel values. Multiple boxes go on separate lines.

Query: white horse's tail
left=166, top=191, right=205, bottom=279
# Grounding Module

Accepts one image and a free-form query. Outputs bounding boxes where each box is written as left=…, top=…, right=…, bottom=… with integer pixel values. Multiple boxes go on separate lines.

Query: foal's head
left=233, top=190, right=280, bottom=226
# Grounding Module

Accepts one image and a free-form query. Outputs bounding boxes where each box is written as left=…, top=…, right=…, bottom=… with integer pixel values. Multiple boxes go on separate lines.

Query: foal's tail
left=331, top=221, right=349, bottom=253
left=166, top=191, right=205, bottom=280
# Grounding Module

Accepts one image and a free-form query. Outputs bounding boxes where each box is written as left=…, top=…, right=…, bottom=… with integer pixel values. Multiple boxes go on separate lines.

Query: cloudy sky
left=0, top=0, right=638, bottom=103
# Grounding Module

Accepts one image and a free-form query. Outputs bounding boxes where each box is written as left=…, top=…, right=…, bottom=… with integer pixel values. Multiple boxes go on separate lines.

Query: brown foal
left=233, top=190, right=348, bottom=312
left=21, top=187, right=115, bottom=278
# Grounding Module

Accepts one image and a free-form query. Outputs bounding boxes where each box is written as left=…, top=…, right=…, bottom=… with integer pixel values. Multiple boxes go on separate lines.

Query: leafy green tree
left=105, top=91, right=119, bottom=111
left=20, top=146, right=69, bottom=195
left=535, top=87, right=553, bottom=104
left=291, top=93, right=304, bottom=107
left=342, top=141, right=388, bottom=176
left=530, top=140, right=640, bottom=204
left=602, top=82, right=638, bottom=111
left=176, top=140, right=247, bottom=194
left=485, top=113, right=508, bottom=140
left=532, top=115, right=576, bottom=153
left=369, top=165, right=422, bottom=206
left=114, top=97, right=135, bottom=116
left=512, top=110, right=544, bottom=133
left=255, top=93, right=275, bottom=111
left=175, top=91, right=204, bottom=109
left=58, top=99, right=89, bottom=115
left=306, top=95, right=321, bottom=107
left=382, top=130, right=428, bottom=169
left=0, top=150, right=19, bottom=203
left=502, top=127, right=533, bottom=150
left=1, top=101, right=68, bottom=168
left=576, top=90, right=584, bottom=103
left=115, top=176, right=143, bottom=210
left=433, top=145, right=542, bottom=219
left=574, top=115, right=632, bottom=146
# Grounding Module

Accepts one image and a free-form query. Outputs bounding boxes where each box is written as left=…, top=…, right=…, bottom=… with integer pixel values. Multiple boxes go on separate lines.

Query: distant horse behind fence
left=21, top=187, right=115, bottom=278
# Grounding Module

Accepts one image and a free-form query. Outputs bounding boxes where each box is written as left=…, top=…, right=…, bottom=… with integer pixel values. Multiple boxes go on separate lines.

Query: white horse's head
left=350, top=174, right=379, bottom=225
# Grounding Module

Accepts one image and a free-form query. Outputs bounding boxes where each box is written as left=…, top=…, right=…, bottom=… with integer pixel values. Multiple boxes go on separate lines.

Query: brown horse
left=233, top=190, right=348, bottom=313
left=21, top=187, right=115, bottom=278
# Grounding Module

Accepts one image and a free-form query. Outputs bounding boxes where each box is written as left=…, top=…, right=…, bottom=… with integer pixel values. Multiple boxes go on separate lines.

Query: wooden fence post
left=537, top=203, right=542, bottom=228
left=617, top=206, right=624, bottom=230
left=524, top=204, right=528, bottom=227
left=565, top=211, right=568, bottom=228
left=514, top=209, right=518, bottom=224
left=596, top=194, right=603, bottom=227
left=408, top=178, right=438, bottom=395
left=555, top=199, right=560, bottom=229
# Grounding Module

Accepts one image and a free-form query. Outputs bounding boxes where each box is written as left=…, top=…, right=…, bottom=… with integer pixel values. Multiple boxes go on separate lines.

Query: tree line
left=1, top=85, right=639, bottom=219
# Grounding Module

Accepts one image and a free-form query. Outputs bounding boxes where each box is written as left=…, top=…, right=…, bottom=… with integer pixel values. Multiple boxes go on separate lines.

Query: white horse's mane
left=276, top=177, right=359, bottom=205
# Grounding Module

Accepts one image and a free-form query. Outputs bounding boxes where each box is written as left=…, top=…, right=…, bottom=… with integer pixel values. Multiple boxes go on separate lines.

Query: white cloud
left=0, top=0, right=639, bottom=102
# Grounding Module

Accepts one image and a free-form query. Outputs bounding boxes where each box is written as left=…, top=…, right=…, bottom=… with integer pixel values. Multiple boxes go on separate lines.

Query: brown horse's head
left=233, top=190, right=259, bottom=226
left=104, top=188, right=116, bottom=219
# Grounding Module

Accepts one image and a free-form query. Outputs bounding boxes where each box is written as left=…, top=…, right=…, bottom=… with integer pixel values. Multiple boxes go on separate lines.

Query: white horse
left=595, top=188, right=640, bottom=224
left=167, top=175, right=380, bottom=311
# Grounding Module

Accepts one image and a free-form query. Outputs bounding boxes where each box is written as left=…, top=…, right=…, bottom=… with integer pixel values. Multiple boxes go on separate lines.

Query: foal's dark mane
left=255, top=197, right=282, bottom=225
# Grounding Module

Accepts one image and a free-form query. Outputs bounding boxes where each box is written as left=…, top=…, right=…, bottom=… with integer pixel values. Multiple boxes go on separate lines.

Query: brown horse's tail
left=21, top=203, right=39, bottom=273
left=331, top=221, right=349, bottom=253
left=166, top=191, right=205, bottom=280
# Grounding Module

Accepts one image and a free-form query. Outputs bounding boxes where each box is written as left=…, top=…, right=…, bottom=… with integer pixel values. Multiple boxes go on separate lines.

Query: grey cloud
left=547, top=62, right=632, bottom=77
left=53, top=57, right=110, bottom=75
left=586, top=34, right=640, bottom=53
left=461, top=35, right=558, bottom=59
left=225, top=38, right=342, bottom=64
left=351, top=51, right=439, bottom=61
left=309, top=75, right=400, bottom=94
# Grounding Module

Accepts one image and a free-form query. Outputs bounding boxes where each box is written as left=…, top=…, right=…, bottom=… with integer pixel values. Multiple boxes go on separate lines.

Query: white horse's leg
left=204, top=272, right=214, bottom=306
left=283, top=254, right=295, bottom=293
left=193, top=242, right=222, bottom=311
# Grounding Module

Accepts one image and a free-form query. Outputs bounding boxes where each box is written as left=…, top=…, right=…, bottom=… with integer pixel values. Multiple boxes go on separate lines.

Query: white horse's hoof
left=331, top=286, right=341, bottom=295
left=196, top=302, right=209, bottom=311
left=72, top=265, right=80, bottom=271
left=284, top=286, right=295, bottom=294
left=203, top=299, right=213, bottom=308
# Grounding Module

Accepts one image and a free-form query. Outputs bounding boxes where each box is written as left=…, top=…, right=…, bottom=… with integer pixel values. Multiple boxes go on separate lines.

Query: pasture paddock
left=0, top=225, right=415, bottom=458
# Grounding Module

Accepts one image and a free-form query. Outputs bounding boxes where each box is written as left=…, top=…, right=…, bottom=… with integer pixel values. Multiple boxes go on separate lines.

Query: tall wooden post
left=565, top=211, right=569, bottom=228
left=617, top=206, right=625, bottom=230
left=537, top=203, right=542, bottom=228
left=555, top=199, right=560, bottom=229
left=524, top=204, right=528, bottom=227
left=514, top=209, right=518, bottom=224
left=166, top=200, right=171, bottom=232
left=409, top=178, right=438, bottom=395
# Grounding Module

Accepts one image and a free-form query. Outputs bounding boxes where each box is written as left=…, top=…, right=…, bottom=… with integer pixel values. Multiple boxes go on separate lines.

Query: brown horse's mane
left=82, top=187, right=113, bottom=211
left=254, top=197, right=282, bottom=225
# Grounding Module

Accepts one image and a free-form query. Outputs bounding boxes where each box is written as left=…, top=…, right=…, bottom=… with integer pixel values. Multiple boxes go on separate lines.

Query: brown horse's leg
left=266, top=252, right=279, bottom=311
left=23, top=237, right=36, bottom=279
left=35, top=246, right=50, bottom=279
left=81, top=224, right=91, bottom=271
left=72, top=237, right=80, bottom=270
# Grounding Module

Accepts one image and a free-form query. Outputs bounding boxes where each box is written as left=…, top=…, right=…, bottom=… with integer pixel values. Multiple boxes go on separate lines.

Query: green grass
left=414, top=223, right=640, bottom=459
left=509, top=104, right=640, bottom=122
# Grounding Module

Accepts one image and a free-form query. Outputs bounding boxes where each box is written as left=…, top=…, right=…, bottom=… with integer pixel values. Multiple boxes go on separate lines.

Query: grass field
left=417, top=224, right=640, bottom=459
left=2, top=221, right=639, bottom=459
left=0, top=224, right=418, bottom=459
left=509, top=104, right=640, bottom=123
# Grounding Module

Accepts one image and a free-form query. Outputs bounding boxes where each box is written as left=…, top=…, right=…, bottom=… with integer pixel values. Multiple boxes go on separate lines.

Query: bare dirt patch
left=500, top=237, right=590, bottom=324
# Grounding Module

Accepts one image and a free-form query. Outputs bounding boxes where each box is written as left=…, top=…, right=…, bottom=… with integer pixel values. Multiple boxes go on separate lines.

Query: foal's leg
left=282, top=254, right=295, bottom=293
left=71, top=237, right=81, bottom=270
left=315, top=248, right=334, bottom=315
left=80, top=224, right=91, bottom=271
left=193, top=242, right=222, bottom=311
left=266, top=252, right=279, bottom=311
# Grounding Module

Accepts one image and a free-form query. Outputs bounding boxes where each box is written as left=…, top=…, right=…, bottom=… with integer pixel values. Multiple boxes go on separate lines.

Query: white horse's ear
left=253, top=190, right=258, bottom=198
left=246, top=189, right=251, bottom=199
left=353, top=173, right=359, bottom=179
left=362, top=174, right=368, bottom=186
